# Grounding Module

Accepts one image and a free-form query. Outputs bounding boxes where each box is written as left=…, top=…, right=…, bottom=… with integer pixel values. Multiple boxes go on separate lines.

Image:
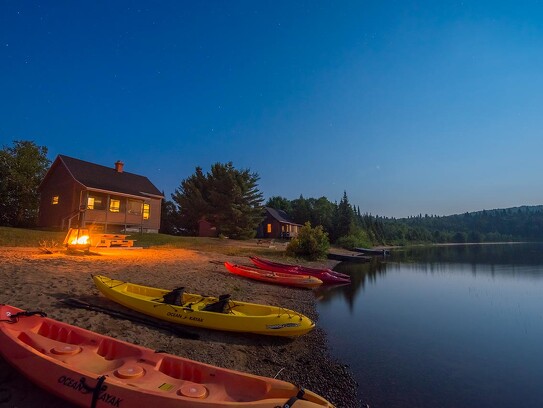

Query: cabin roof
left=45, top=155, right=163, bottom=199
left=265, top=207, right=302, bottom=226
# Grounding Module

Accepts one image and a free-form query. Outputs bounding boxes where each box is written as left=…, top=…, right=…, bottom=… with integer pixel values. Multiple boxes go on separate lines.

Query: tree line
left=265, top=194, right=543, bottom=246
left=381, top=207, right=543, bottom=244
left=2, top=140, right=542, bottom=246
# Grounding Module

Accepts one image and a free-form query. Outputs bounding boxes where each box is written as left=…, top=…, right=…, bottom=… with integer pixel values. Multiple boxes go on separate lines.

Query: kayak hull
left=224, top=262, right=323, bottom=289
left=249, top=257, right=350, bottom=284
left=92, top=275, right=315, bottom=337
left=0, top=304, right=334, bottom=407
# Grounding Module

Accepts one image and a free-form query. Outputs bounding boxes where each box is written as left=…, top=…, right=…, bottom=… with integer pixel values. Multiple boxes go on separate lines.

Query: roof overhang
left=84, top=187, right=163, bottom=201
left=278, top=221, right=303, bottom=227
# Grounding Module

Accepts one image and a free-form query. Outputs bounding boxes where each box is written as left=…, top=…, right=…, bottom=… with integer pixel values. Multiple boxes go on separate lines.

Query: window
left=127, top=200, right=142, bottom=215
left=109, top=199, right=121, bottom=213
left=51, top=195, right=59, bottom=205
left=267, top=223, right=272, bottom=233
left=143, top=203, right=150, bottom=220
left=87, top=194, right=106, bottom=210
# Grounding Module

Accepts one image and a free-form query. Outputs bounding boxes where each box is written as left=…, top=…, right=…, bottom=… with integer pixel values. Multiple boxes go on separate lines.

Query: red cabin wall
left=38, top=163, right=82, bottom=229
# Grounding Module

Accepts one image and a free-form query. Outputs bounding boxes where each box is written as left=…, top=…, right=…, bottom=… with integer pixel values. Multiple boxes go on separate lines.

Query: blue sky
left=2, top=1, right=543, bottom=218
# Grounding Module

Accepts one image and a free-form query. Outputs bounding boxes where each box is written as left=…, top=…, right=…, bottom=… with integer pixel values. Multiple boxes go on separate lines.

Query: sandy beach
left=0, top=246, right=359, bottom=407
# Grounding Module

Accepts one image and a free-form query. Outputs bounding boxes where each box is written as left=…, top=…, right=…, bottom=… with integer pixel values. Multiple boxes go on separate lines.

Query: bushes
left=336, top=228, right=372, bottom=250
left=286, top=222, right=330, bottom=260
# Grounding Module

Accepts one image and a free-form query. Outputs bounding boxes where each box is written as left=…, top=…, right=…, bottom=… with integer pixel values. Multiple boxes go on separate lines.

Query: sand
left=0, top=247, right=360, bottom=407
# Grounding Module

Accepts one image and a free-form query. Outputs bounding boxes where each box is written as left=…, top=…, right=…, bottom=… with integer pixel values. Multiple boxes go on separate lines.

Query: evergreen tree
left=207, top=162, right=263, bottom=239
left=336, top=191, right=354, bottom=238
left=160, top=198, right=181, bottom=235
left=172, top=162, right=264, bottom=239
left=171, top=167, right=208, bottom=235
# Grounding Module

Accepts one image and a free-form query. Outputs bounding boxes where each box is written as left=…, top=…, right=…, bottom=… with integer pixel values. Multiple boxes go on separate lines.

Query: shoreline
left=0, top=247, right=360, bottom=407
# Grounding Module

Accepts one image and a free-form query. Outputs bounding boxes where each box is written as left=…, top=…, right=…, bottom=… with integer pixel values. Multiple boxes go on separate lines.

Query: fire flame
left=70, top=235, right=90, bottom=246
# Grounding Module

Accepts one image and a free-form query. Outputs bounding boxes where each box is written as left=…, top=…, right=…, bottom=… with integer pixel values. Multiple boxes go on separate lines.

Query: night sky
left=2, top=1, right=543, bottom=217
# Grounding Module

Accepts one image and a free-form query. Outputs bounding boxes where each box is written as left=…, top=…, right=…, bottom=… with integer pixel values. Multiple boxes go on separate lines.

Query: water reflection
left=390, top=242, right=543, bottom=266
left=317, top=243, right=543, bottom=305
left=314, top=258, right=386, bottom=309
left=316, top=243, right=543, bottom=408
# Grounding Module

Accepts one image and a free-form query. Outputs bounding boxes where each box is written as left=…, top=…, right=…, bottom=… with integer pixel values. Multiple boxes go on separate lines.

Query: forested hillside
left=267, top=191, right=543, bottom=247
left=380, top=205, right=543, bottom=244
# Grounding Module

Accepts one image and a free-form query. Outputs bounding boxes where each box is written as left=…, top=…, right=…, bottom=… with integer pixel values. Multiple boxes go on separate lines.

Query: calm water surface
left=316, top=243, right=543, bottom=408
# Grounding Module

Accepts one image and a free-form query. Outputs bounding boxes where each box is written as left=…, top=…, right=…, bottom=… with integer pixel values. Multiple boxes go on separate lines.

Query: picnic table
left=93, top=234, right=136, bottom=248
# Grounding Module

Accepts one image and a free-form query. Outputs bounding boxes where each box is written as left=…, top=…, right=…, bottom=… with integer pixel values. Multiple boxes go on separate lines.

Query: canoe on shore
left=249, top=257, right=351, bottom=284
left=93, top=275, right=315, bottom=337
left=0, top=304, right=335, bottom=408
left=224, top=262, right=323, bottom=289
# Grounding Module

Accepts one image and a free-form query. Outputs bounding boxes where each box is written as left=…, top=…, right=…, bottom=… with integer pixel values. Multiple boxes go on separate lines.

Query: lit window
left=87, top=195, right=106, bottom=210
left=143, top=203, right=150, bottom=220
left=267, top=223, right=272, bottom=233
left=109, top=199, right=121, bottom=213
left=51, top=195, right=59, bottom=205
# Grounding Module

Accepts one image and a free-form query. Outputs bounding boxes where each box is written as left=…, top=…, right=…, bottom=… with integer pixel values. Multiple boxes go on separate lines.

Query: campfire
left=63, top=228, right=92, bottom=251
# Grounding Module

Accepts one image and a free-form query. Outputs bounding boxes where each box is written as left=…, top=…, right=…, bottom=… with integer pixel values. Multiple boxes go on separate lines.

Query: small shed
left=257, top=207, right=302, bottom=239
left=198, top=218, right=218, bottom=237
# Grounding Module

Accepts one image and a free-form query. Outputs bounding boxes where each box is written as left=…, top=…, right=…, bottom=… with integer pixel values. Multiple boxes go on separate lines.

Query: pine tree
left=207, top=163, right=264, bottom=239
left=171, top=166, right=209, bottom=235
left=172, top=162, right=264, bottom=239
left=336, top=191, right=354, bottom=238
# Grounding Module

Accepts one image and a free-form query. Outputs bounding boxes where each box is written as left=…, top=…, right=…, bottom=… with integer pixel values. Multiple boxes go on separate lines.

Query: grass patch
left=0, top=227, right=287, bottom=257
left=0, top=227, right=66, bottom=247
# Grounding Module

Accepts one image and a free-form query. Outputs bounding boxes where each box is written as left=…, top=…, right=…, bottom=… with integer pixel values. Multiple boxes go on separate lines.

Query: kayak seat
left=163, top=287, right=185, bottom=306
left=202, top=294, right=231, bottom=313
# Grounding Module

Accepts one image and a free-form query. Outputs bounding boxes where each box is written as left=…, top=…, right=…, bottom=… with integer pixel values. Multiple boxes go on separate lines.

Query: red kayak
left=249, top=257, right=350, bottom=284
left=224, top=262, right=323, bottom=289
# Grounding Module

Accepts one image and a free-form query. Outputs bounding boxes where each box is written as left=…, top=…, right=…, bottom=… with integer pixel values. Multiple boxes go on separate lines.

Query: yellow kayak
left=92, top=275, right=315, bottom=337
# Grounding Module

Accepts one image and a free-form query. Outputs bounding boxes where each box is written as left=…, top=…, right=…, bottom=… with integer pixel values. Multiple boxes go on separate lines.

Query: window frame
left=87, top=193, right=106, bottom=210
left=127, top=199, right=142, bottom=216
left=109, top=199, right=121, bottom=213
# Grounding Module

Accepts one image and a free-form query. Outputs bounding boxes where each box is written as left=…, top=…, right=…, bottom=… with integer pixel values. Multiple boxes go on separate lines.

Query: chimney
left=114, top=160, right=124, bottom=173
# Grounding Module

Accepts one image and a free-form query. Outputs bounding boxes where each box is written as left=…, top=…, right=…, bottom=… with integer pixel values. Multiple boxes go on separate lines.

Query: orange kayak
left=224, top=262, right=323, bottom=289
left=0, top=304, right=334, bottom=407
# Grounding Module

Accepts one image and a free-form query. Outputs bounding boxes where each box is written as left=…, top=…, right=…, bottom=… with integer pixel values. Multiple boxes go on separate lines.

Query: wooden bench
left=94, top=234, right=136, bottom=248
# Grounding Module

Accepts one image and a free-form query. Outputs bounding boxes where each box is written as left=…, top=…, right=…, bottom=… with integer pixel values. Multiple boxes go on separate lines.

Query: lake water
left=316, top=243, right=543, bottom=408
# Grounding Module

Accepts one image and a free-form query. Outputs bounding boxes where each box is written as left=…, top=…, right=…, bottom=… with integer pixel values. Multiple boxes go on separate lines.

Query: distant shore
left=0, top=247, right=360, bottom=407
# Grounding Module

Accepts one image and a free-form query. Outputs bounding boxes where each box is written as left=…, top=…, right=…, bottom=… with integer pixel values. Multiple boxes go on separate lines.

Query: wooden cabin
left=257, top=207, right=302, bottom=239
left=38, top=155, right=163, bottom=233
